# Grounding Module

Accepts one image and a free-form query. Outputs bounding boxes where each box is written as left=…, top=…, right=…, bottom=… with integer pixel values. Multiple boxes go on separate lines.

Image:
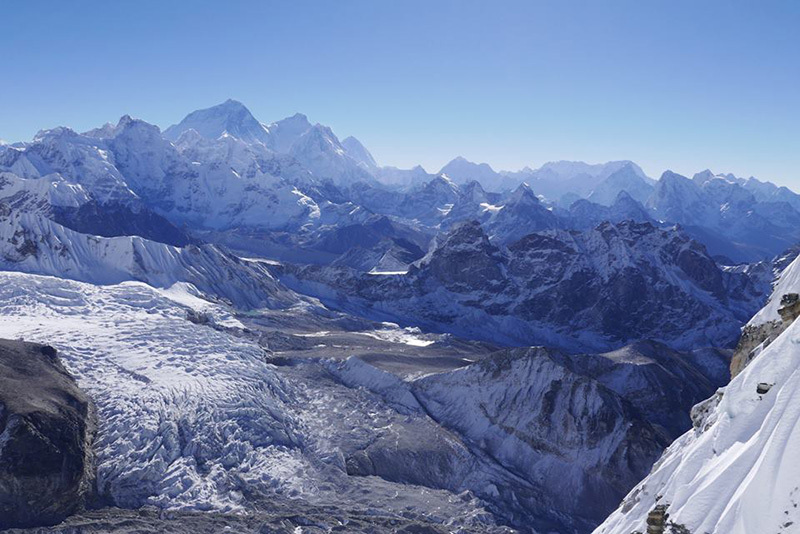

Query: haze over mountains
left=2, top=99, right=800, bottom=533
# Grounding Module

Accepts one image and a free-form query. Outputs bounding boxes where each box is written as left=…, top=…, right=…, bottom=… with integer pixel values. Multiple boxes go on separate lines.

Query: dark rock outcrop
left=51, top=201, right=194, bottom=247
left=0, top=339, right=94, bottom=529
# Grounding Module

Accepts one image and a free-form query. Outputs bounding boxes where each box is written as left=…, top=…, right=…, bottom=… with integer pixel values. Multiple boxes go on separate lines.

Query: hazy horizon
left=2, top=0, right=798, bottom=187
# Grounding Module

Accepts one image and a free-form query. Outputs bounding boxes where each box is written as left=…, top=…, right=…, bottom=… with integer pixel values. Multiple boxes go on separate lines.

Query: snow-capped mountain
left=649, top=170, right=800, bottom=262
left=10, top=100, right=798, bottom=266
left=263, top=112, right=314, bottom=153
left=0, top=126, right=140, bottom=205
left=326, top=336, right=733, bottom=532
left=278, top=219, right=766, bottom=352
left=503, top=160, right=652, bottom=205
left=0, top=111, right=361, bottom=240
left=566, top=191, right=653, bottom=229
left=289, top=124, right=377, bottom=186
left=396, top=174, right=462, bottom=224
left=341, top=135, right=378, bottom=170
left=0, top=207, right=296, bottom=309
left=0, top=171, right=91, bottom=214
left=587, top=163, right=655, bottom=206
left=408, top=347, right=668, bottom=532
left=373, top=164, right=433, bottom=188
left=485, top=182, right=559, bottom=242
left=163, top=99, right=272, bottom=146
left=439, top=156, right=519, bottom=192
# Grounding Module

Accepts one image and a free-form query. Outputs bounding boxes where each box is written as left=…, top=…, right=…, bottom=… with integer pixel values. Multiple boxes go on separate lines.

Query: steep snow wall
left=595, top=304, right=800, bottom=533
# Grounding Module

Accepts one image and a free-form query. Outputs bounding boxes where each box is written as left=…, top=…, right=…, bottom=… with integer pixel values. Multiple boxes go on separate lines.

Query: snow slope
left=748, top=252, right=800, bottom=327
left=0, top=171, right=91, bottom=213
left=0, top=209, right=296, bottom=309
left=163, top=99, right=272, bottom=145
left=594, top=313, right=800, bottom=534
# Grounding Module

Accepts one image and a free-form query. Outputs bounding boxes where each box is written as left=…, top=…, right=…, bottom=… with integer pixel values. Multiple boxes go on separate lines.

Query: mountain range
left=1, top=99, right=799, bottom=533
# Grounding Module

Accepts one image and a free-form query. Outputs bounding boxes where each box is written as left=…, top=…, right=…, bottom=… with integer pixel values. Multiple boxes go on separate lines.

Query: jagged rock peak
left=508, top=182, right=539, bottom=204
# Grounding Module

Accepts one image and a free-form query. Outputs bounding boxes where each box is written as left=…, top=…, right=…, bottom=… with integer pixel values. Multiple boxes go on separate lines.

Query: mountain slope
left=163, top=99, right=271, bottom=145
left=587, top=163, right=654, bottom=206
left=341, top=136, right=378, bottom=170
left=279, top=220, right=766, bottom=352
left=289, top=124, right=376, bottom=186
left=594, top=313, right=800, bottom=534
left=507, top=160, right=650, bottom=204
left=439, top=157, right=518, bottom=192
left=328, top=346, right=671, bottom=533
left=0, top=208, right=296, bottom=309
left=649, top=170, right=800, bottom=261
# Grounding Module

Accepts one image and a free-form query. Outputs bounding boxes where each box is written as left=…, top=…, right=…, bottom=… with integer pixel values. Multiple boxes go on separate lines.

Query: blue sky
left=2, top=1, right=799, bottom=185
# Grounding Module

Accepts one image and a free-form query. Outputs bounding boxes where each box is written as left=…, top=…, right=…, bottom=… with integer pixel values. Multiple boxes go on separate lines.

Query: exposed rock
left=282, top=220, right=767, bottom=352
left=323, top=346, right=671, bottom=533
left=0, top=339, right=95, bottom=529
left=778, top=292, right=800, bottom=323
left=756, top=382, right=773, bottom=394
left=646, top=504, right=669, bottom=534
left=563, top=341, right=722, bottom=439
left=51, top=201, right=193, bottom=247
left=730, top=319, right=783, bottom=378
left=690, top=390, right=723, bottom=432
left=730, top=292, right=800, bottom=379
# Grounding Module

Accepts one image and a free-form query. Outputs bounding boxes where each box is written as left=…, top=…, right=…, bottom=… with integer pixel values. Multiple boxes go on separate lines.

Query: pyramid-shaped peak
left=163, top=100, right=268, bottom=144
left=508, top=182, right=539, bottom=204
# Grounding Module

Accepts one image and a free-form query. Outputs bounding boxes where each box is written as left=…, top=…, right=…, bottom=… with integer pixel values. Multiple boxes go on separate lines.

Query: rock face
left=0, top=339, right=94, bottom=528
left=729, top=319, right=783, bottom=378
left=327, top=346, right=670, bottom=533
left=282, top=220, right=766, bottom=352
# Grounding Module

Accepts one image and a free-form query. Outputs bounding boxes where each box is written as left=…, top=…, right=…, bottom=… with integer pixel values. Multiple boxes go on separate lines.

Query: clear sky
left=2, top=1, right=799, bottom=186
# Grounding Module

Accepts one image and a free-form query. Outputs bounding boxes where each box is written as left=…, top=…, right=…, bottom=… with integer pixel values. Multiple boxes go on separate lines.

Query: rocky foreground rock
left=0, top=339, right=94, bottom=529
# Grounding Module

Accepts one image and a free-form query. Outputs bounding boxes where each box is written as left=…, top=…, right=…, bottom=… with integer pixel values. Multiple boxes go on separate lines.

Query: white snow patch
left=358, top=326, right=436, bottom=347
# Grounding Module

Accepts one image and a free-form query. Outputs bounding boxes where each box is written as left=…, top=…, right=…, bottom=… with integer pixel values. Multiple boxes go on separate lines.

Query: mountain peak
left=659, top=170, right=691, bottom=183
left=33, top=126, right=79, bottom=142
left=508, top=182, right=539, bottom=205
left=266, top=113, right=314, bottom=153
left=113, top=115, right=162, bottom=138
left=692, top=169, right=717, bottom=184
left=341, top=136, right=377, bottom=169
left=272, top=112, right=312, bottom=130
left=612, top=189, right=635, bottom=204
left=438, top=157, right=503, bottom=190
left=163, top=100, right=269, bottom=145
left=432, top=173, right=458, bottom=188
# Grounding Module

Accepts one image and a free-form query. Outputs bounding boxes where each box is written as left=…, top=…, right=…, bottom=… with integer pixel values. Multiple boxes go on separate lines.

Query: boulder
left=0, top=339, right=94, bottom=528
